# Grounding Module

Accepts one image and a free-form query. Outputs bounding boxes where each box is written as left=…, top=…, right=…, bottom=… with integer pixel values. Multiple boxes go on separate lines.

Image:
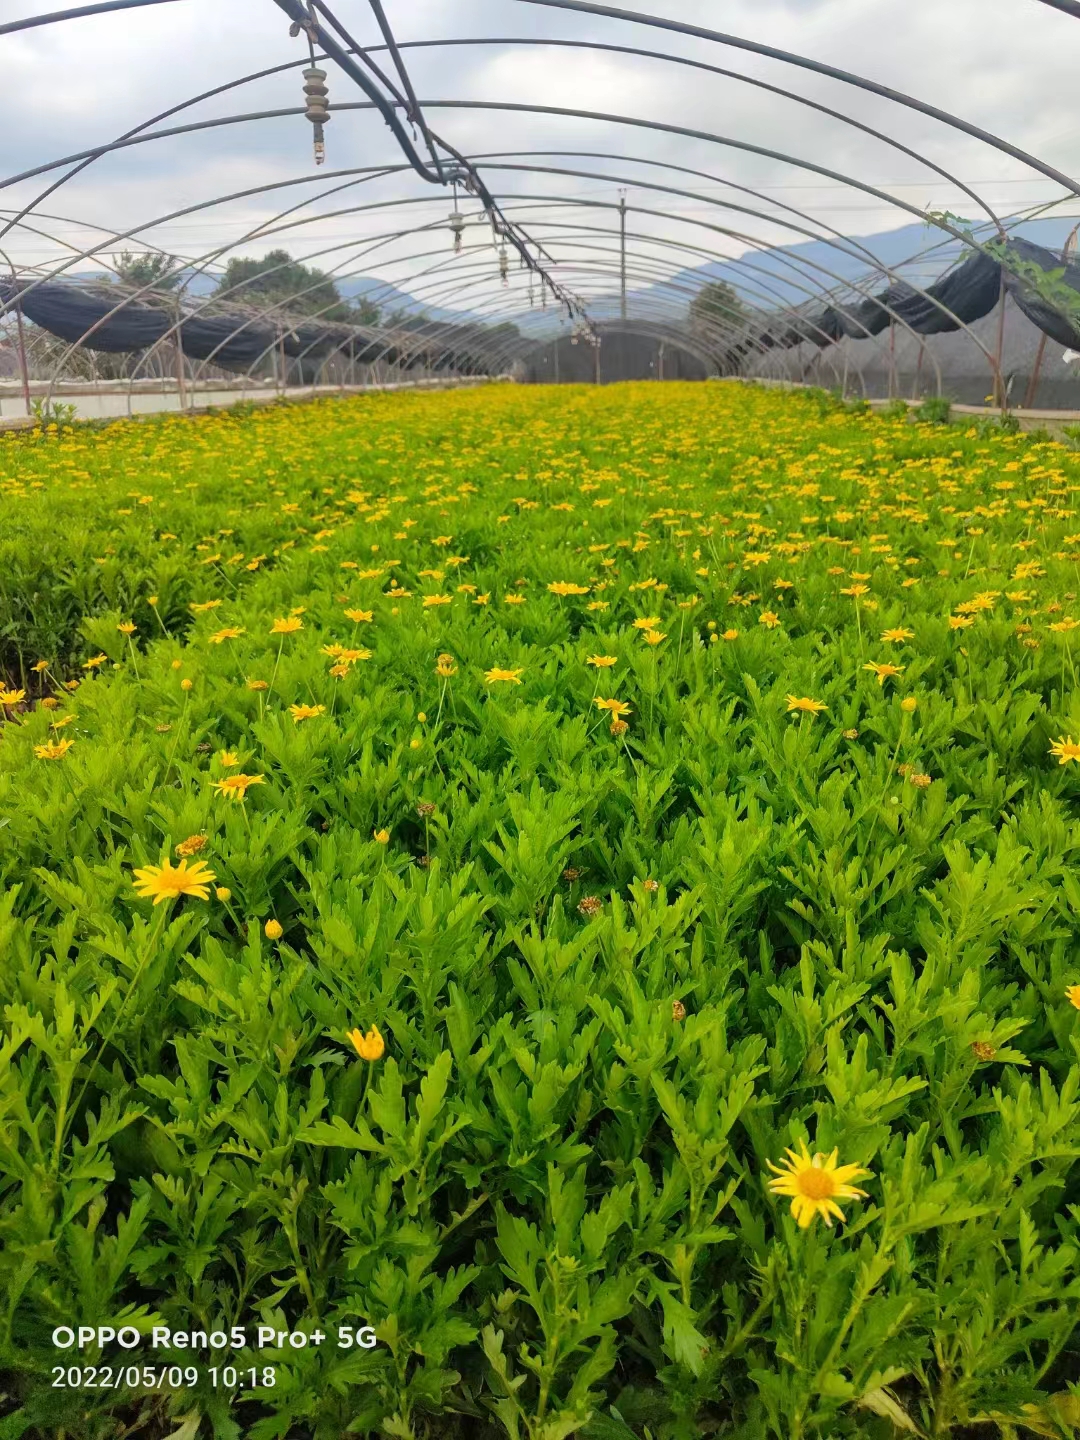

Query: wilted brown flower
left=672, top=999, right=687, bottom=1022
left=416, top=800, right=437, bottom=818
left=577, top=895, right=603, bottom=919
left=970, top=1040, right=996, bottom=1061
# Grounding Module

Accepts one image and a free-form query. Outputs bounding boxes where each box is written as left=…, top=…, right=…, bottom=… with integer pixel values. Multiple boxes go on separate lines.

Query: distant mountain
left=636, top=215, right=1080, bottom=314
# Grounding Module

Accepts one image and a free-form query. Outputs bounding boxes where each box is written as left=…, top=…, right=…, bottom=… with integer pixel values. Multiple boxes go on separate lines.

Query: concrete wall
left=0, top=376, right=496, bottom=427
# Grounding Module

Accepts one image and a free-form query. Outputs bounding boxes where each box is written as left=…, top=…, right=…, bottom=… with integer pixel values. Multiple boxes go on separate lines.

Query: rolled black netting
left=0, top=279, right=405, bottom=372
left=999, top=236, right=1080, bottom=349
left=0, top=279, right=172, bottom=352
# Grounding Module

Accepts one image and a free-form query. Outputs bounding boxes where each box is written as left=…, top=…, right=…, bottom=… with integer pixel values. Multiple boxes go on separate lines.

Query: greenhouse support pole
left=594, top=338, right=601, bottom=385
left=994, top=273, right=1008, bottom=411
left=171, top=300, right=187, bottom=412
left=1023, top=332, right=1047, bottom=410
left=553, top=341, right=559, bottom=384
left=619, top=192, right=627, bottom=322
left=888, top=321, right=895, bottom=400
left=13, top=303, right=31, bottom=418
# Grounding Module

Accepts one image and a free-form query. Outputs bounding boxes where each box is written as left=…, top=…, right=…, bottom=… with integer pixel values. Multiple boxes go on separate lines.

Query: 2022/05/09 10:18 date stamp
left=49, top=1322, right=379, bottom=1391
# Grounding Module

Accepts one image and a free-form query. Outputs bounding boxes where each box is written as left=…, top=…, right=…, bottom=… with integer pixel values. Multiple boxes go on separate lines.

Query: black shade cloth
left=0, top=279, right=172, bottom=352
left=999, top=237, right=1080, bottom=349
left=0, top=279, right=417, bottom=372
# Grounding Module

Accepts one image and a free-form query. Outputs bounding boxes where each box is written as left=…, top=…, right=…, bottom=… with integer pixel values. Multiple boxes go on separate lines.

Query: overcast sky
left=2, top=0, right=1078, bottom=321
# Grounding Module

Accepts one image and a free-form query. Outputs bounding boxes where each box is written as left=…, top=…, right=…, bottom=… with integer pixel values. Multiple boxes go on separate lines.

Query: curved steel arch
left=2, top=0, right=1076, bottom=412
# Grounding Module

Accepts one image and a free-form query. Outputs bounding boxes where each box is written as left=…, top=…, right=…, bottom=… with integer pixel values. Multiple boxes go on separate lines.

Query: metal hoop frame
left=1, top=2, right=1076, bottom=406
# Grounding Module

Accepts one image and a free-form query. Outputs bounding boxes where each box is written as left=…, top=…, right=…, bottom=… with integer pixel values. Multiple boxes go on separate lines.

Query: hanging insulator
left=499, top=244, right=509, bottom=285
left=449, top=209, right=466, bottom=253
left=302, top=66, right=330, bottom=165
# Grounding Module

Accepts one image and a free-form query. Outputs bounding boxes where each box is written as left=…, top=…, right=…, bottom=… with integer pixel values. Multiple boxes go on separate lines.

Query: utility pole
left=619, top=191, right=627, bottom=323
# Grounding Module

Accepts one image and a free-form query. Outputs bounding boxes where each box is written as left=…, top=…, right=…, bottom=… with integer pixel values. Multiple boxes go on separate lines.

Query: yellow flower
left=587, top=655, right=618, bottom=668
left=840, top=584, right=870, bottom=598
left=32, top=660, right=51, bottom=674
left=190, top=599, right=223, bottom=614
left=0, top=688, right=26, bottom=706
left=1065, top=984, right=1080, bottom=1010
left=270, top=617, right=303, bottom=635
left=215, top=886, right=231, bottom=902
left=265, top=918, right=283, bottom=940
left=213, top=772, right=265, bottom=801
left=642, top=629, right=667, bottom=646
left=373, top=828, right=390, bottom=844
left=180, top=678, right=193, bottom=692
left=289, top=703, right=325, bottom=723
left=209, top=627, right=246, bottom=644
left=422, top=594, right=452, bottom=608
left=219, top=750, right=240, bottom=767
left=722, top=628, right=739, bottom=641
left=548, top=581, right=590, bottom=596
left=880, top=627, right=914, bottom=643
left=117, top=621, right=137, bottom=636
left=132, top=857, right=216, bottom=906
left=1049, top=737, right=1080, bottom=766
left=785, top=695, right=827, bottom=715
left=83, top=654, right=108, bottom=670
left=949, top=615, right=975, bottom=630
left=484, top=667, right=524, bottom=684
left=766, top=1139, right=871, bottom=1228
left=246, top=679, right=269, bottom=691
left=632, top=616, right=662, bottom=631
left=863, top=662, right=904, bottom=686
left=34, top=737, right=75, bottom=760
left=900, top=696, right=917, bottom=713
left=758, top=611, right=780, bottom=629
left=344, top=608, right=374, bottom=623
left=346, top=1024, right=385, bottom=1061
left=595, top=697, right=632, bottom=718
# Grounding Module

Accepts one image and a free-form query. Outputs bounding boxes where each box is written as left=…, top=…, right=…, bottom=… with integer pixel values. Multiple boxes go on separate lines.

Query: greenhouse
left=4, top=3, right=1080, bottom=1439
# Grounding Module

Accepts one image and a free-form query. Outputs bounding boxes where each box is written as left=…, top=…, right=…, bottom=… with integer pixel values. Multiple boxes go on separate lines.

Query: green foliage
left=217, top=249, right=379, bottom=326
left=2, top=381, right=1080, bottom=1438
left=112, top=250, right=183, bottom=294
left=688, top=281, right=745, bottom=334
left=915, top=396, right=952, bottom=425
